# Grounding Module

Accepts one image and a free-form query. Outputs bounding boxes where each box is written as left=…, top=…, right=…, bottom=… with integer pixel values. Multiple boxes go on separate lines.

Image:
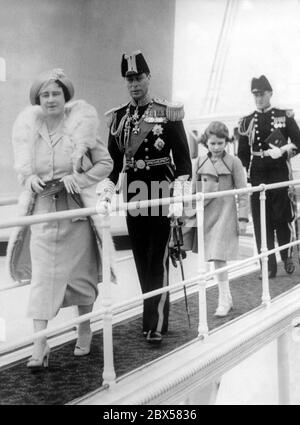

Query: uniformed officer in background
left=97, top=51, right=192, bottom=343
left=238, top=75, right=300, bottom=278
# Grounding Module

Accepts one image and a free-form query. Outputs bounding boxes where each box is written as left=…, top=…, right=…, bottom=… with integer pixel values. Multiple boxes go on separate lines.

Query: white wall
left=173, top=0, right=300, bottom=119
left=0, top=0, right=176, bottom=194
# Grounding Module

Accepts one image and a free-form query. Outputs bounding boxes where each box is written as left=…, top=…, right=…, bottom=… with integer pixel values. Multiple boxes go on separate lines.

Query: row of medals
left=125, top=101, right=165, bottom=171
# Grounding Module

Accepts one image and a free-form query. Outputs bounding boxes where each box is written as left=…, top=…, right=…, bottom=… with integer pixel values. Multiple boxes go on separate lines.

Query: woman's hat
left=29, top=68, right=75, bottom=105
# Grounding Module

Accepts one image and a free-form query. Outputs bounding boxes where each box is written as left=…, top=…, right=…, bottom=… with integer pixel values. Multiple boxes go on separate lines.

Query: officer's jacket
left=238, top=107, right=300, bottom=171
left=106, top=98, right=192, bottom=197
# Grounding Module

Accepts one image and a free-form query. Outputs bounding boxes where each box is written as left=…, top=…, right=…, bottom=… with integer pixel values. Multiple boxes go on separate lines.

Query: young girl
left=192, top=121, right=249, bottom=316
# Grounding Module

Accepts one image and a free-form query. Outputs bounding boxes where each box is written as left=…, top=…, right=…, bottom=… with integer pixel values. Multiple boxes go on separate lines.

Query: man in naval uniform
left=97, top=51, right=192, bottom=343
left=238, top=75, right=300, bottom=278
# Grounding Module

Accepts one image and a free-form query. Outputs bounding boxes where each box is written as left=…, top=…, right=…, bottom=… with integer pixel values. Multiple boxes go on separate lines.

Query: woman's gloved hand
left=60, top=175, right=81, bottom=194
left=30, top=176, right=46, bottom=194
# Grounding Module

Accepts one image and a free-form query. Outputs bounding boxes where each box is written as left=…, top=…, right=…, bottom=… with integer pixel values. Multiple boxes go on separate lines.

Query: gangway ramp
left=0, top=261, right=299, bottom=405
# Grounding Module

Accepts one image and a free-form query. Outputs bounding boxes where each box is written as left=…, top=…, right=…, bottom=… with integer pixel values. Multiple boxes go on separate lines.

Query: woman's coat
left=7, top=100, right=116, bottom=284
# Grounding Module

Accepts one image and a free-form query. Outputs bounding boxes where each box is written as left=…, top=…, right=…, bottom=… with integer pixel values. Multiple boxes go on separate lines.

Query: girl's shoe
left=27, top=343, right=50, bottom=370
left=215, top=281, right=233, bottom=317
left=74, top=332, right=92, bottom=356
left=214, top=299, right=233, bottom=317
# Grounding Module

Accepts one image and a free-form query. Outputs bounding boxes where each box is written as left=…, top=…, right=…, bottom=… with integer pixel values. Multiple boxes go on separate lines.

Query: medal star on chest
left=152, top=124, right=165, bottom=150
left=127, top=102, right=153, bottom=135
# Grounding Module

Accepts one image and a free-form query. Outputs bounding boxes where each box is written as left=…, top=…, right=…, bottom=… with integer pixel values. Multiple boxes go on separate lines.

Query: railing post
left=277, top=330, right=291, bottom=405
left=0, top=318, right=5, bottom=342
left=259, top=185, right=271, bottom=305
left=101, top=212, right=116, bottom=386
left=196, top=193, right=209, bottom=338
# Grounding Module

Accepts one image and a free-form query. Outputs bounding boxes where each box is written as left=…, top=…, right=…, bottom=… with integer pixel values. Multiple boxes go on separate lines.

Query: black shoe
left=143, top=331, right=148, bottom=338
left=259, top=269, right=277, bottom=280
left=146, top=331, right=162, bottom=344
left=284, top=257, right=295, bottom=274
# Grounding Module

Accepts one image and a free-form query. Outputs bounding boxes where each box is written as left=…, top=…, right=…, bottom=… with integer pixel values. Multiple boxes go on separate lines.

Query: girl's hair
left=200, top=121, right=230, bottom=146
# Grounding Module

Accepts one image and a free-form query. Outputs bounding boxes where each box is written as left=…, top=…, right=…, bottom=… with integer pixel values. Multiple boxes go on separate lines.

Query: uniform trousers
left=250, top=160, right=294, bottom=272
left=126, top=214, right=170, bottom=334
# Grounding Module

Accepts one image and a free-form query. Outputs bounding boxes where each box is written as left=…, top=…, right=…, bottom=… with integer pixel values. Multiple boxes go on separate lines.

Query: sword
left=170, top=218, right=191, bottom=328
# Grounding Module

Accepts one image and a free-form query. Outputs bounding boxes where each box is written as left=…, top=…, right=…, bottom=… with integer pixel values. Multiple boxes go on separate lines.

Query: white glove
left=281, top=142, right=297, bottom=153
left=168, top=202, right=183, bottom=218
left=96, top=199, right=112, bottom=215
left=267, top=144, right=282, bottom=159
left=26, top=175, right=46, bottom=194
left=96, top=178, right=115, bottom=215
left=168, top=178, right=192, bottom=219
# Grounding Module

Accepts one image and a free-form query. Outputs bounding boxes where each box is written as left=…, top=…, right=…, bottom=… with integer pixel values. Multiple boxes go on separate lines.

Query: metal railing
left=0, top=179, right=300, bottom=388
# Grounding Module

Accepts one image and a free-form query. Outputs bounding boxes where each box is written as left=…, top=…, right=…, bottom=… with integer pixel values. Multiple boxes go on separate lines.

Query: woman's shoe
left=74, top=332, right=92, bottom=356
left=27, top=342, right=50, bottom=370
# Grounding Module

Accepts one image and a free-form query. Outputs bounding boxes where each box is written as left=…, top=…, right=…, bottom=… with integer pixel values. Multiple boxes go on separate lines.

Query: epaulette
left=286, top=108, right=295, bottom=118
left=153, top=97, right=185, bottom=121
left=272, top=107, right=295, bottom=118
left=238, top=112, right=254, bottom=135
left=104, top=103, right=128, bottom=128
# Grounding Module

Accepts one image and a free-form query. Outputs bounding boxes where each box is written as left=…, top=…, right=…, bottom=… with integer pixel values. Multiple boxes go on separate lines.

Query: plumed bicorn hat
left=121, top=50, right=150, bottom=77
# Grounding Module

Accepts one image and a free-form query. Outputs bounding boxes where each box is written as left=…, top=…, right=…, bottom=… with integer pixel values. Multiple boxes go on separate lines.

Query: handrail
left=0, top=197, right=18, bottom=206
left=0, top=179, right=299, bottom=229
left=0, top=178, right=300, bottom=389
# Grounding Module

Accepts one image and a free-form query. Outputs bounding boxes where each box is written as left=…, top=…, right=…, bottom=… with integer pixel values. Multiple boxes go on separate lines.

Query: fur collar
left=12, top=100, right=99, bottom=184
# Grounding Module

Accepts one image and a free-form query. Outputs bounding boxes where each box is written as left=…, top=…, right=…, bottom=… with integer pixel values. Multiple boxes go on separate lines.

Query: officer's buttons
left=145, top=147, right=149, bottom=152
left=144, top=138, right=148, bottom=143
left=136, top=159, right=146, bottom=169
left=257, top=137, right=260, bottom=140
left=145, top=156, right=149, bottom=159
left=146, top=166, right=150, bottom=171
left=258, top=143, right=262, bottom=146
left=134, top=168, right=137, bottom=172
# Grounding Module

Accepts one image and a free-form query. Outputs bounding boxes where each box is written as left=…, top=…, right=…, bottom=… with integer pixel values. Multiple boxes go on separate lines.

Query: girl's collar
left=207, top=151, right=226, bottom=159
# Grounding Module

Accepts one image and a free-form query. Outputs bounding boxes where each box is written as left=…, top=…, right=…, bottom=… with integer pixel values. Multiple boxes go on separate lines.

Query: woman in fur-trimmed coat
left=8, top=69, right=114, bottom=368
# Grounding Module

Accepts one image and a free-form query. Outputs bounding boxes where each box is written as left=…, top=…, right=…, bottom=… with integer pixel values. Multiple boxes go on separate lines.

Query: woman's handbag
left=40, top=179, right=65, bottom=198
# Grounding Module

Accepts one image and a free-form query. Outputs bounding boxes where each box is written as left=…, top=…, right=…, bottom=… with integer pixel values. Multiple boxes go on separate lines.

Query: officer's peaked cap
left=251, top=75, right=272, bottom=93
left=121, top=50, right=150, bottom=77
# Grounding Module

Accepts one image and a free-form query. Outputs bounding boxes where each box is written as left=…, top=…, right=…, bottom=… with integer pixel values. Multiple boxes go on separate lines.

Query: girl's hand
left=238, top=220, right=247, bottom=235
left=60, top=175, right=81, bottom=194
left=31, top=176, right=46, bottom=194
